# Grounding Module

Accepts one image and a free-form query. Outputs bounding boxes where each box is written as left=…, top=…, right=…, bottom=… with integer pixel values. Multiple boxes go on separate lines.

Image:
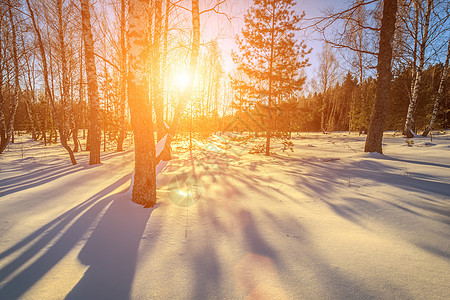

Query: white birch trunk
left=404, top=0, right=433, bottom=138
left=128, top=0, right=157, bottom=207
left=80, top=0, right=101, bottom=164
left=422, top=36, right=450, bottom=136
left=409, top=0, right=419, bottom=100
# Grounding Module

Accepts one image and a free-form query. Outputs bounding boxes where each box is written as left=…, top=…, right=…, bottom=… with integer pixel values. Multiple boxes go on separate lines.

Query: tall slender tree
left=25, top=0, right=77, bottom=164
left=316, top=43, right=339, bottom=133
left=403, top=0, right=433, bottom=137
left=0, top=0, right=20, bottom=154
left=0, top=10, right=6, bottom=149
left=57, top=0, right=79, bottom=152
left=160, top=0, right=200, bottom=159
left=422, top=35, right=450, bottom=136
left=117, top=0, right=127, bottom=152
left=152, top=0, right=165, bottom=141
left=128, top=0, right=156, bottom=207
left=364, top=0, right=398, bottom=153
left=80, top=0, right=101, bottom=164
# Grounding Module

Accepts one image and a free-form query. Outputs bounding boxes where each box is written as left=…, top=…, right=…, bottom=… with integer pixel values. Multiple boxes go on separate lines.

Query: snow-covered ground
left=0, top=131, right=449, bottom=299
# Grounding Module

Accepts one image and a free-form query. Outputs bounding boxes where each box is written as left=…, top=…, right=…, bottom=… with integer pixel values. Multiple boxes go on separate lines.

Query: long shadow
left=0, top=150, right=133, bottom=198
left=0, top=173, right=131, bottom=262
left=414, top=243, right=450, bottom=260
left=191, top=243, right=222, bottom=299
left=384, top=155, right=450, bottom=171
left=169, top=145, right=415, bottom=298
left=100, top=149, right=134, bottom=162
left=243, top=212, right=278, bottom=260
left=0, top=174, right=133, bottom=299
left=65, top=193, right=153, bottom=300
left=258, top=209, right=413, bottom=299
left=288, top=156, right=450, bottom=204
left=0, top=161, right=93, bottom=197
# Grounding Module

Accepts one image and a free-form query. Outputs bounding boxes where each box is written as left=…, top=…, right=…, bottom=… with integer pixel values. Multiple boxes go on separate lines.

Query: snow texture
left=0, top=131, right=449, bottom=299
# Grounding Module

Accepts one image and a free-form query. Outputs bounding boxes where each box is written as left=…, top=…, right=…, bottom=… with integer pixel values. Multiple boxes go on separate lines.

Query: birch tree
left=117, top=0, right=127, bottom=152
left=422, top=35, right=450, bottom=136
left=159, top=0, right=200, bottom=160
left=152, top=0, right=165, bottom=141
left=80, top=0, right=101, bottom=164
left=0, top=0, right=20, bottom=154
left=20, top=31, right=38, bottom=141
left=364, top=0, right=398, bottom=153
left=25, top=0, right=77, bottom=164
left=0, top=4, right=10, bottom=152
left=316, top=43, right=339, bottom=133
left=128, top=0, right=157, bottom=207
left=56, top=0, right=79, bottom=152
left=403, top=0, right=433, bottom=137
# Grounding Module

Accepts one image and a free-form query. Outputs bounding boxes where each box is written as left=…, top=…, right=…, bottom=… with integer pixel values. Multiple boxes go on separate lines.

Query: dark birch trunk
left=0, top=27, right=7, bottom=148
left=0, top=0, right=20, bottom=154
left=364, top=0, right=398, bottom=153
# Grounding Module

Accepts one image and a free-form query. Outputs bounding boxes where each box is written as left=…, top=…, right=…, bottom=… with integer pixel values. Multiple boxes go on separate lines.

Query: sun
left=174, top=70, right=191, bottom=91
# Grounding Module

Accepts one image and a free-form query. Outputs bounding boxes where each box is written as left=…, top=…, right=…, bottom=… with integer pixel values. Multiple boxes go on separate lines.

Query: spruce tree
left=232, top=0, right=309, bottom=156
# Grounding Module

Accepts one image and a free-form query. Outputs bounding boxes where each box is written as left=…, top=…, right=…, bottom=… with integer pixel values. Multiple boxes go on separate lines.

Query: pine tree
left=232, top=0, right=309, bottom=156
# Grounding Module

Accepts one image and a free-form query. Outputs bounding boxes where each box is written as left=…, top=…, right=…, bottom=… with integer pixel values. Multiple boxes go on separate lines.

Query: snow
left=0, top=131, right=449, bottom=299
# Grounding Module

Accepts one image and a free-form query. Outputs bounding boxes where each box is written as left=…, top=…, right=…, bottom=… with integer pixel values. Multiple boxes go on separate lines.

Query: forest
left=1, top=2, right=448, bottom=142
left=1, top=1, right=448, bottom=144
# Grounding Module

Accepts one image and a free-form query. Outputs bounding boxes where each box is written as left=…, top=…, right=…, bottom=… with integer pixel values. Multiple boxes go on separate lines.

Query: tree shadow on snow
left=0, top=150, right=133, bottom=198
left=65, top=191, right=154, bottom=299
left=0, top=173, right=154, bottom=300
left=274, top=154, right=450, bottom=262
left=0, top=160, right=90, bottom=197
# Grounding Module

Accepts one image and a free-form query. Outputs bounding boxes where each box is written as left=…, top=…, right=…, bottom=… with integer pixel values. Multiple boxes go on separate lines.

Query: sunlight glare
left=175, top=70, right=191, bottom=91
